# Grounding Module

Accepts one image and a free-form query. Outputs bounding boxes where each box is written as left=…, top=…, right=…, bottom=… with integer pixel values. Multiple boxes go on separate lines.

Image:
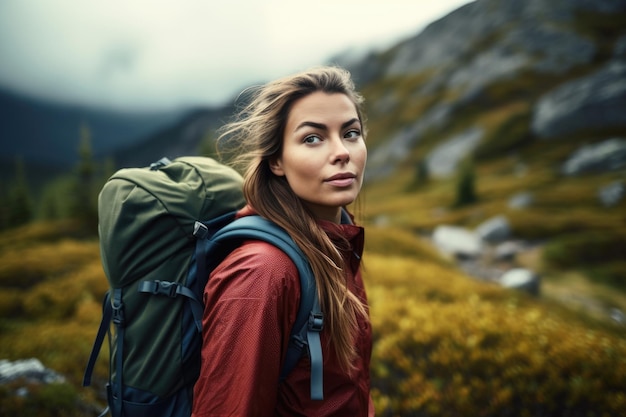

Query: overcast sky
left=0, top=0, right=469, bottom=112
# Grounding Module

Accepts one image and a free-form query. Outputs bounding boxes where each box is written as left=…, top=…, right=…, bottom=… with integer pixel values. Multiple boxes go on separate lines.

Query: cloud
left=0, top=0, right=469, bottom=111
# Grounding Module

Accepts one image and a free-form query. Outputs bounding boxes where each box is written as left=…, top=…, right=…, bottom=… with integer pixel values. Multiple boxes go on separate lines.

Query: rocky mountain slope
left=5, top=0, right=624, bottom=179
left=333, top=0, right=626, bottom=322
left=338, top=0, right=626, bottom=180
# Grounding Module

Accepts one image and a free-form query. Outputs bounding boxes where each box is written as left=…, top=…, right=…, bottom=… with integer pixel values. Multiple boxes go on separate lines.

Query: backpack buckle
left=152, top=280, right=178, bottom=297
left=139, top=280, right=179, bottom=298
left=193, top=221, right=209, bottom=239
left=308, top=312, right=324, bottom=332
left=112, top=302, right=125, bottom=327
left=149, top=157, right=172, bottom=170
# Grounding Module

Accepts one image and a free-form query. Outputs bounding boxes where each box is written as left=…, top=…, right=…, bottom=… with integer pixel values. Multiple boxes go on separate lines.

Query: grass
left=364, top=253, right=626, bottom=416
left=1, top=196, right=625, bottom=416
left=361, top=119, right=626, bottom=326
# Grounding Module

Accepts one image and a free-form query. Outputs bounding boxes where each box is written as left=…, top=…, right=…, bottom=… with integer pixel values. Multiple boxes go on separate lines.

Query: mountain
left=124, top=0, right=626, bottom=182
left=109, top=106, right=234, bottom=168
left=332, top=0, right=626, bottom=180
left=0, top=87, right=183, bottom=167
left=3, top=0, right=625, bottom=190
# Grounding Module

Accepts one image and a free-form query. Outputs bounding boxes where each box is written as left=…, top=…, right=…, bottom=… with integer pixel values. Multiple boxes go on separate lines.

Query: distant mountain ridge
left=110, top=105, right=234, bottom=168
left=0, top=87, right=183, bottom=167
left=335, top=0, right=626, bottom=179
left=2, top=0, right=625, bottom=185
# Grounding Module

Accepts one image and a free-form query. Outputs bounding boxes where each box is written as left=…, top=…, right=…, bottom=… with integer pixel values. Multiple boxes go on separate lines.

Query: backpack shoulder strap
left=206, top=215, right=324, bottom=400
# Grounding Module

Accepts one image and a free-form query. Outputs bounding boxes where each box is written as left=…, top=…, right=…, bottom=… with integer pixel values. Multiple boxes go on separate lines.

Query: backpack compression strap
left=198, top=215, right=324, bottom=401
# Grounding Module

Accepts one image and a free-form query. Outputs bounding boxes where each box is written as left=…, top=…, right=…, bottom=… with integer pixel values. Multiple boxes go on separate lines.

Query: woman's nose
left=331, top=137, right=350, bottom=164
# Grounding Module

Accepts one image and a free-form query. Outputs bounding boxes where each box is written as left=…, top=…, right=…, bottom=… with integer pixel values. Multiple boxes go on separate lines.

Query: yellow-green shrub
left=543, top=231, right=626, bottom=268
left=364, top=226, right=452, bottom=268
left=0, top=240, right=99, bottom=288
left=0, top=288, right=23, bottom=317
left=364, top=253, right=626, bottom=416
left=3, top=221, right=626, bottom=417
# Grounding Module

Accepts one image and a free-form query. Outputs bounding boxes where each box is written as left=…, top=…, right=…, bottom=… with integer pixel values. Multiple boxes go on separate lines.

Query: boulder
left=598, top=180, right=625, bottom=207
left=0, top=358, right=65, bottom=385
left=475, top=215, right=511, bottom=243
left=561, top=137, right=626, bottom=175
left=532, top=60, right=626, bottom=138
left=508, top=191, right=534, bottom=209
left=432, top=225, right=483, bottom=259
left=426, top=127, right=484, bottom=178
left=367, top=103, right=452, bottom=179
left=500, top=268, right=541, bottom=296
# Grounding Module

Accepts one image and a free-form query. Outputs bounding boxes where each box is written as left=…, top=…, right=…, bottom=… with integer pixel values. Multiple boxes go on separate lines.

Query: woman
left=192, top=66, right=374, bottom=416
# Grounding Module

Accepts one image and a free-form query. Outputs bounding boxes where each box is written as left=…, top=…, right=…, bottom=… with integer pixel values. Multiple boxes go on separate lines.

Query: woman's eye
left=303, top=135, right=322, bottom=144
left=345, top=129, right=361, bottom=139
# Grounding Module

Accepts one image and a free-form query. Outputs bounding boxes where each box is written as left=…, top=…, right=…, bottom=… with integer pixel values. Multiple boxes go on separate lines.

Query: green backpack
left=83, top=156, right=324, bottom=417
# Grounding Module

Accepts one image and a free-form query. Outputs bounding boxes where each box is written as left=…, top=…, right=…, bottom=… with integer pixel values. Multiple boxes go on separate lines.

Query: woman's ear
left=269, top=158, right=285, bottom=176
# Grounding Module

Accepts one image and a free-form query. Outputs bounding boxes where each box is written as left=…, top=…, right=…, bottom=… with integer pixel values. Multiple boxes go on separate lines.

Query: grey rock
left=532, top=60, right=626, bottom=139
left=610, top=308, right=626, bottom=324
left=598, top=180, right=625, bottom=207
left=561, top=138, right=626, bottom=175
left=475, top=215, right=512, bottom=243
left=0, top=358, right=65, bottom=385
left=432, top=225, right=483, bottom=259
left=508, top=192, right=534, bottom=209
left=500, top=268, right=541, bottom=296
left=426, top=127, right=484, bottom=178
left=367, top=103, right=453, bottom=179
left=509, top=24, right=596, bottom=74
left=447, top=48, right=528, bottom=100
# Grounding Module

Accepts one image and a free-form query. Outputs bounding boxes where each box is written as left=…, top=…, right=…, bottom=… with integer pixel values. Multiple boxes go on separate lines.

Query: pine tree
left=69, top=122, right=98, bottom=231
left=5, top=157, right=34, bottom=229
left=454, top=158, right=477, bottom=207
left=407, top=158, right=429, bottom=191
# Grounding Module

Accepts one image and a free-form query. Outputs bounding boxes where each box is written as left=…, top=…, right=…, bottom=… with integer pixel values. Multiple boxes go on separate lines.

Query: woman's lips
left=325, top=174, right=356, bottom=187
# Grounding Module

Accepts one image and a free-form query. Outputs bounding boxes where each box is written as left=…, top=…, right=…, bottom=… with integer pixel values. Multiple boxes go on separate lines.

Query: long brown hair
left=217, top=66, right=368, bottom=372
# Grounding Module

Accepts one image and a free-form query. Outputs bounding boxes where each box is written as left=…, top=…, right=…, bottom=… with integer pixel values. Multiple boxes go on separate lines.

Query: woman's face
left=270, top=91, right=367, bottom=223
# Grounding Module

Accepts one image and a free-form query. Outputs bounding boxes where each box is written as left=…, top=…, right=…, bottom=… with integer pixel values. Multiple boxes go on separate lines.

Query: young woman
left=192, top=66, right=374, bottom=416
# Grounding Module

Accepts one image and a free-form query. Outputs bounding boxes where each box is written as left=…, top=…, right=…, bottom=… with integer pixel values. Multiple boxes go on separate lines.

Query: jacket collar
left=238, top=205, right=364, bottom=271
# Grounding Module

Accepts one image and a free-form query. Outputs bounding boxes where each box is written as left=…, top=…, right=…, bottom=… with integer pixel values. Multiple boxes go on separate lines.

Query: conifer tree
left=454, top=158, right=477, bottom=207
left=0, top=180, right=8, bottom=230
left=407, top=158, right=429, bottom=191
left=5, top=157, right=34, bottom=228
left=39, top=180, right=62, bottom=220
left=69, top=122, right=98, bottom=231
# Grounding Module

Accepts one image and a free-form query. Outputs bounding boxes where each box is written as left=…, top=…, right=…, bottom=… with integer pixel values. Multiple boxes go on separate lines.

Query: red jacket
left=192, top=206, right=374, bottom=416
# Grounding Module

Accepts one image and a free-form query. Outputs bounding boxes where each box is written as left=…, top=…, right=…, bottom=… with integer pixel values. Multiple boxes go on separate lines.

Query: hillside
left=0, top=220, right=624, bottom=416
left=109, top=106, right=234, bottom=168
left=1, top=0, right=626, bottom=415
left=2, top=0, right=624, bottom=316
left=338, top=0, right=626, bottom=322
left=345, top=0, right=626, bottom=179
left=0, top=88, right=182, bottom=167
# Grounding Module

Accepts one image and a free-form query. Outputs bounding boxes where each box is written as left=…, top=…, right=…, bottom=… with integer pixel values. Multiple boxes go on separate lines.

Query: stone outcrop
left=500, top=268, right=541, bottom=296
left=598, top=180, right=625, bottom=207
left=432, top=225, right=483, bottom=259
left=359, top=0, right=626, bottom=179
left=426, top=127, right=484, bottom=178
left=532, top=61, right=626, bottom=139
left=475, top=215, right=511, bottom=243
left=561, top=138, right=626, bottom=175
left=0, top=358, right=65, bottom=385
